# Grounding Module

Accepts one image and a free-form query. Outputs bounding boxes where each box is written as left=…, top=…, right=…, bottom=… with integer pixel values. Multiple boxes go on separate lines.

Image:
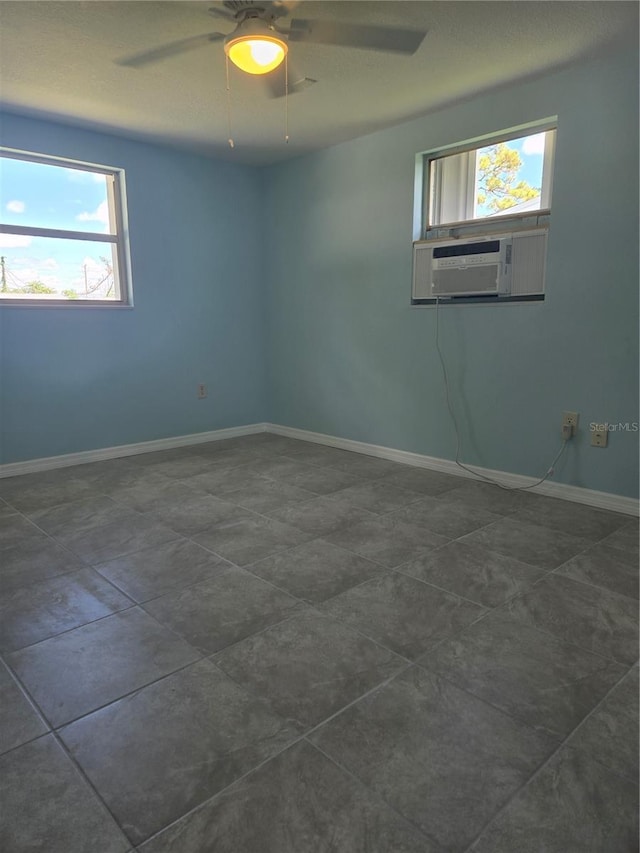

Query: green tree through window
left=476, top=142, right=540, bottom=213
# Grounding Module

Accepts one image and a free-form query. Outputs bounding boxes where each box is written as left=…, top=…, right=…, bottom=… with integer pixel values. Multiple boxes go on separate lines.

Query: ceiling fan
left=119, top=1, right=427, bottom=97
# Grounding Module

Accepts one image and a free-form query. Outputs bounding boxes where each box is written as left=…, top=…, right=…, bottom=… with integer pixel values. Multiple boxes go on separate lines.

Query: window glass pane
left=0, top=156, right=115, bottom=234
left=426, top=128, right=554, bottom=228
left=473, top=132, right=547, bottom=219
left=0, top=234, right=118, bottom=301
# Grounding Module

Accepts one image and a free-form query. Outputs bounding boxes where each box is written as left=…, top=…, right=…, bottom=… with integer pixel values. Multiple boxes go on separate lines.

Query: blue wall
left=2, top=47, right=638, bottom=499
left=0, top=114, right=267, bottom=462
left=264, top=48, right=639, bottom=498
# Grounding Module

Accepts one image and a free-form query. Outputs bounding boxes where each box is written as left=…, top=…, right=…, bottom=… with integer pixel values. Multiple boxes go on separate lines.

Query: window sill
left=426, top=210, right=551, bottom=238
left=411, top=293, right=544, bottom=307
left=0, top=299, right=133, bottom=309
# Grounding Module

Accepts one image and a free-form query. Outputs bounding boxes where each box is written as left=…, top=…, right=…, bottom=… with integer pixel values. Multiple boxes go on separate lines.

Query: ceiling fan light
left=224, top=16, right=288, bottom=76
left=226, top=36, right=286, bottom=74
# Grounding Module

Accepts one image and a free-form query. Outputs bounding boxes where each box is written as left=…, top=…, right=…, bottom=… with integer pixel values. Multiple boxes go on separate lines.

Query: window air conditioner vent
left=412, top=228, right=547, bottom=301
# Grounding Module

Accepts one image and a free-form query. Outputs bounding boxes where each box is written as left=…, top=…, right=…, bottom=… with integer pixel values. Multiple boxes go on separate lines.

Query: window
left=0, top=149, right=132, bottom=305
left=412, top=123, right=556, bottom=305
left=424, top=124, right=556, bottom=233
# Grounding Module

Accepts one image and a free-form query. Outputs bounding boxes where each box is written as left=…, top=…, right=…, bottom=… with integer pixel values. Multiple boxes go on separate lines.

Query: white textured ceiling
left=0, top=1, right=637, bottom=164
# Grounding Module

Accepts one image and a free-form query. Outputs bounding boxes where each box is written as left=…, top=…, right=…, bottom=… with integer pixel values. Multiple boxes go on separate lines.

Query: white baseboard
left=267, top=423, right=640, bottom=517
left=1, top=419, right=637, bottom=517
left=0, top=423, right=268, bottom=479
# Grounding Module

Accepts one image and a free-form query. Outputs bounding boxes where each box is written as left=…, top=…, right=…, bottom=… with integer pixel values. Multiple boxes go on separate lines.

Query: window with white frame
left=425, top=124, right=556, bottom=233
left=411, top=123, right=556, bottom=305
left=0, top=149, right=132, bottom=305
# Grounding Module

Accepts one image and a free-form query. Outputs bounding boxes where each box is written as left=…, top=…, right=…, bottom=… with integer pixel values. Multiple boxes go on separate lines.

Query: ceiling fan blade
left=263, top=62, right=316, bottom=98
left=118, top=32, right=226, bottom=68
left=272, top=0, right=301, bottom=14
left=288, top=19, right=426, bottom=54
left=207, top=6, right=237, bottom=22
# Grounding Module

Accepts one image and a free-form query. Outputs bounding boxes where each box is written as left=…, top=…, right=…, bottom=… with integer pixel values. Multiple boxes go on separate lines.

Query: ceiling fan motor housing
left=223, top=1, right=269, bottom=17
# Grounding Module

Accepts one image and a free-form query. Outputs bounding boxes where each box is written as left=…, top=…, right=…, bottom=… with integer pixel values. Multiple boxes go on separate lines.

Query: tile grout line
left=5, top=477, right=633, bottom=670
left=0, top=728, right=54, bottom=762
left=90, top=521, right=367, bottom=615
left=416, top=567, right=638, bottom=669
left=204, top=593, right=569, bottom=770
left=158, top=599, right=309, bottom=659
left=126, top=734, right=310, bottom=849
left=0, top=658, right=52, bottom=757
left=307, top=738, right=443, bottom=850
left=5, top=478, right=418, bottom=668
left=50, top=727, right=134, bottom=848
left=3, top=485, right=312, bottom=596
left=2, top=647, right=205, bottom=736
left=391, top=565, right=502, bottom=610
left=206, top=603, right=413, bottom=674
left=289, top=546, right=636, bottom=699
left=0, top=556, right=134, bottom=602
left=548, top=562, right=639, bottom=603
left=0, top=501, right=105, bottom=592
left=93, top=551, right=239, bottom=607
left=4, top=445, right=630, bottom=563
left=2, top=457, right=632, bottom=655
left=7, top=624, right=632, bottom=852
left=268, top=531, right=635, bottom=672
left=0, top=597, right=140, bottom=656
left=3, top=493, right=186, bottom=573
left=2, top=442, right=637, bottom=848
left=420, top=527, right=639, bottom=661
left=459, top=661, right=640, bottom=853
left=3, top=438, right=635, bottom=521
left=414, top=649, right=630, bottom=747
left=302, top=588, right=635, bottom=754
left=207, top=544, right=495, bottom=672
left=205, top=598, right=580, bottom=782
left=130, top=661, right=417, bottom=850
left=3, top=471, right=635, bottom=670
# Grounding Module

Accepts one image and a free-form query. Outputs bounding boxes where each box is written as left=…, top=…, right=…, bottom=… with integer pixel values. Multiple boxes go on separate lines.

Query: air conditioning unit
left=412, top=228, right=548, bottom=301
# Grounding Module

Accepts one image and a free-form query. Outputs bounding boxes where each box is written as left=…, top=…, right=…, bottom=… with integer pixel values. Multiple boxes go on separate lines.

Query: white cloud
left=10, top=268, right=60, bottom=288
left=42, top=257, right=58, bottom=269
left=82, top=256, right=104, bottom=272
left=6, top=200, right=25, bottom=213
left=0, top=233, right=32, bottom=248
left=65, top=168, right=106, bottom=184
left=76, top=200, right=110, bottom=231
left=64, top=168, right=85, bottom=182
left=522, top=133, right=546, bottom=156
left=67, top=256, right=107, bottom=287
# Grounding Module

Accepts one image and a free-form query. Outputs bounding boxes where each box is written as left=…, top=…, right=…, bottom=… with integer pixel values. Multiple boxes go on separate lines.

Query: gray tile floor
left=0, top=432, right=638, bottom=853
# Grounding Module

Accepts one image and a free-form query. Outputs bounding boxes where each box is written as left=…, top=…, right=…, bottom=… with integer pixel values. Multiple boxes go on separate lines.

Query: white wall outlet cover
left=591, top=428, right=608, bottom=447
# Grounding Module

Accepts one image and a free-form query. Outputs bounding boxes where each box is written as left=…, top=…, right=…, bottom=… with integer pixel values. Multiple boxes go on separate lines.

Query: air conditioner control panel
left=435, top=252, right=501, bottom=268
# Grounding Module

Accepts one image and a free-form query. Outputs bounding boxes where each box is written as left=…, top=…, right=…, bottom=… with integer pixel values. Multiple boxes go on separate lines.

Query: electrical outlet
left=197, top=384, right=207, bottom=399
left=561, top=411, right=579, bottom=437
left=591, top=427, right=608, bottom=448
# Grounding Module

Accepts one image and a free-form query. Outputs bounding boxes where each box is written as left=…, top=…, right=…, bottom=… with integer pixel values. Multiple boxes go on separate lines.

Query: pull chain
left=284, top=54, right=289, bottom=144
left=225, top=54, right=234, bottom=149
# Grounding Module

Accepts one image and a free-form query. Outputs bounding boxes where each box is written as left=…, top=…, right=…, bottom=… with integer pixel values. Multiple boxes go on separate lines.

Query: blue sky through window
left=0, top=157, right=116, bottom=299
